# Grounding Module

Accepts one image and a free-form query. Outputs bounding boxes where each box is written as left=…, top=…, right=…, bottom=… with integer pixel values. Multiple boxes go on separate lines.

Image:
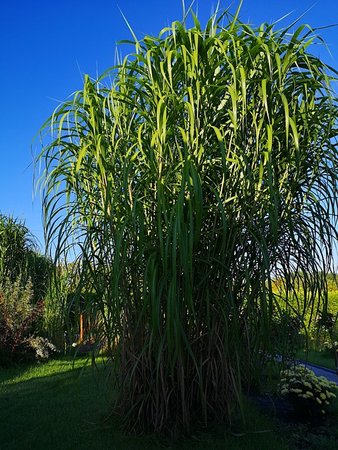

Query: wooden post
left=79, top=313, right=84, bottom=343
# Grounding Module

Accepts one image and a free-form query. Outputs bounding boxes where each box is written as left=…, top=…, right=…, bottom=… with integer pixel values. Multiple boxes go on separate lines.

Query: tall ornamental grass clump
left=37, top=9, right=338, bottom=434
left=0, top=214, right=51, bottom=303
left=0, top=214, right=36, bottom=283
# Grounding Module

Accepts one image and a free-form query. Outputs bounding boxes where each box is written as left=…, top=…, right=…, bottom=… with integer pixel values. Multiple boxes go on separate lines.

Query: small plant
left=279, top=365, right=338, bottom=416
left=21, top=336, right=58, bottom=360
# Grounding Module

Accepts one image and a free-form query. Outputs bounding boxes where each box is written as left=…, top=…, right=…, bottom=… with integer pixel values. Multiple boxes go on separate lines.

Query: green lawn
left=297, top=349, right=337, bottom=371
left=2, top=356, right=338, bottom=449
left=0, top=357, right=115, bottom=450
left=0, top=357, right=288, bottom=450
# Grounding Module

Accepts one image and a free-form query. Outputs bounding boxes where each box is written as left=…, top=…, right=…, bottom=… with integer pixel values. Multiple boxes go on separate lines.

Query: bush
left=279, top=365, right=338, bottom=416
left=271, top=311, right=303, bottom=360
left=0, top=277, right=43, bottom=364
left=314, top=311, right=338, bottom=349
left=20, top=336, right=58, bottom=361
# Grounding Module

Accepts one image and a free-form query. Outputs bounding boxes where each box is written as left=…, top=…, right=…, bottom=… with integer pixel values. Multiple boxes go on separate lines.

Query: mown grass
left=0, top=357, right=114, bottom=450
left=0, top=357, right=288, bottom=450
left=2, top=356, right=338, bottom=449
left=297, top=349, right=337, bottom=371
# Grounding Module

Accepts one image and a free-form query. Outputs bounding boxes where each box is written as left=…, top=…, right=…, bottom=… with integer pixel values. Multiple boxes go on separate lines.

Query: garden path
left=301, top=362, right=338, bottom=384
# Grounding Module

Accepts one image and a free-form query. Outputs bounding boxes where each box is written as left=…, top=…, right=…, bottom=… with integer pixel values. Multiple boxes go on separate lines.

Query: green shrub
left=0, top=277, right=43, bottom=364
left=271, top=311, right=304, bottom=360
left=279, top=365, right=338, bottom=416
left=20, top=336, right=58, bottom=361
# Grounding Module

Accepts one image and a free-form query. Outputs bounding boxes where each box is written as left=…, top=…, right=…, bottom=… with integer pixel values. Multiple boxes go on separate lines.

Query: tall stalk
left=37, top=10, right=338, bottom=434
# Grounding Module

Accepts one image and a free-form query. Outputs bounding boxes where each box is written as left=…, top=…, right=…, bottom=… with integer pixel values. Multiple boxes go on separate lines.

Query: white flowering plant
left=279, top=365, right=338, bottom=415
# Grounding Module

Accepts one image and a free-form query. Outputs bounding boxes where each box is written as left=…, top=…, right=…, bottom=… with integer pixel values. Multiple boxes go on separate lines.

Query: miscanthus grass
left=37, top=5, right=338, bottom=435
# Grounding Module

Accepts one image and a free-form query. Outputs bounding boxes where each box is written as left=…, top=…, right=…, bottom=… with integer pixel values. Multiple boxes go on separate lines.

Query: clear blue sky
left=1, top=0, right=338, bottom=250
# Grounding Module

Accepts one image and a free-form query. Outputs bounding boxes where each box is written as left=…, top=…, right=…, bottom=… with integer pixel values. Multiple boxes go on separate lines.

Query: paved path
left=300, top=361, right=338, bottom=383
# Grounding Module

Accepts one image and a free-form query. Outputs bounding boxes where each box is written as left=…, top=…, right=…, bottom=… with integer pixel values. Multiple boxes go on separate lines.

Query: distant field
left=273, top=276, right=338, bottom=318
left=273, top=278, right=338, bottom=358
left=328, top=290, right=338, bottom=313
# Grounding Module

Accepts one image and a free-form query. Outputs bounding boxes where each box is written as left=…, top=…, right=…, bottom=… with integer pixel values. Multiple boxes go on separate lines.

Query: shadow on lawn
left=0, top=360, right=116, bottom=450
left=0, top=360, right=290, bottom=450
left=0, top=356, right=98, bottom=384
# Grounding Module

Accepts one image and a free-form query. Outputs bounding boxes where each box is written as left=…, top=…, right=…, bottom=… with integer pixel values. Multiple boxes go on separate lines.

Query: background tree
left=38, top=8, right=338, bottom=434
